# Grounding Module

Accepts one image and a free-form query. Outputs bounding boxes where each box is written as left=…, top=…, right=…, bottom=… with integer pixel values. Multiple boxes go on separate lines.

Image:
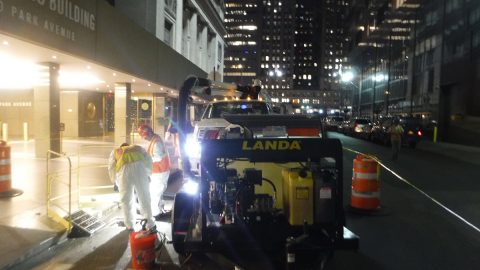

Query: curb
left=2, top=231, right=68, bottom=270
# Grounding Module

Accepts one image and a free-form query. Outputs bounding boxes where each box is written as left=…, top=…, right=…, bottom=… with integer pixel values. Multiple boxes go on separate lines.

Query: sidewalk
left=0, top=138, right=117, bottom=269
left=416, top=140, right=480, bottom=166
left=1, top=137, right=480, bottom=269
left=0, top=137, right=184, bottom=270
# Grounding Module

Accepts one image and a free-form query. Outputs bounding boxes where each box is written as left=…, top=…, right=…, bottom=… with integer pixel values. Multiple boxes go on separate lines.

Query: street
left=10, top=133, right=480, bottom=270
left=328, top=132, right=480, bottom=270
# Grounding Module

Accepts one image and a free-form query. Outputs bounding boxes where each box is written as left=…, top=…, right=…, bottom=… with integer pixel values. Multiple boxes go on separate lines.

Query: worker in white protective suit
left=108, top=143, right=156, bottom=231
left=137, top=124, right=171, bottom=220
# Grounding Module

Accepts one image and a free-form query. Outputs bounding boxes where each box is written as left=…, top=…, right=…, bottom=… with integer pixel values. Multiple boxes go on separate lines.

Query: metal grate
left=68, top=210, right=105, bottom=235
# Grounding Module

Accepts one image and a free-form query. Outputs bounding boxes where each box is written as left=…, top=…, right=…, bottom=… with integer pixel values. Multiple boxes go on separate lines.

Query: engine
left=208, top=168, right=277, bottom=224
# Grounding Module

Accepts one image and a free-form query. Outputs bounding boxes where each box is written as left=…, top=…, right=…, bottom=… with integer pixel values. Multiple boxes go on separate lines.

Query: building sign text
left=0, top=0, right=96, bottom=42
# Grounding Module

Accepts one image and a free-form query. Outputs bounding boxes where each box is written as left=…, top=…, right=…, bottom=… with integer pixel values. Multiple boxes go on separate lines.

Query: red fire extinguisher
left=129, top=220, right=157, bottom=269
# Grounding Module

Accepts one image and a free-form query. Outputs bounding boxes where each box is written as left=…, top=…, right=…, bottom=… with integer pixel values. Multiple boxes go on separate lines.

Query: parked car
left=370, top=116, right=424, bottom=148
left=324, top=116, right=344, bottom=131
left=370, top=117, right=393, bottom=145
left=337, top=120, right=350, bottom=134
left=399, top=116, right=424, bottom=148
left=344, top=118, right=372, bottom=139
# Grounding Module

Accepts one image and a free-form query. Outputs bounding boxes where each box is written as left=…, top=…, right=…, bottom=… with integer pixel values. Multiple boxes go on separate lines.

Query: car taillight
left=417, top=130, right=423, bottom=136
left=204, top=129, right=220, bottom=139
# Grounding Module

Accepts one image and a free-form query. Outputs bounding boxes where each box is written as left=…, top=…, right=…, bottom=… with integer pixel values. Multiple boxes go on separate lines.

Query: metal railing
left=46, top=150, right=73, bottom=232
left=46, top=141, right=118, bottom=232
left=76, top=144, right=115, bottom=208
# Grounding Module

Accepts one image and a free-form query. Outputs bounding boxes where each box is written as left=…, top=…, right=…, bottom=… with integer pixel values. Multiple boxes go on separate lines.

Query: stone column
left=214, top=35, right=224, bottom=81
left=34, top=62, right=60, bottom=158
left=157, top=0, right=165, bottom=41
left=175, top=0, right=183, bottom=54
left=189, top=12, right=198, bottom=63
left=60, top=91, right=79, bottom=137
left=200, top=24, right=208, bottom=70
left=114, top=83, right=132, bottom=147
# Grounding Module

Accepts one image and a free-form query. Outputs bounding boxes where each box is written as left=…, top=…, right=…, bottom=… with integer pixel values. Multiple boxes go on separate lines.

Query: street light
left=371, top=72, right=387, bottom=120
left=384, top=90, right=390, bottom=116
left=340, top=71, right=354, bottom=83
left=340, top=70, right=361, bottom=117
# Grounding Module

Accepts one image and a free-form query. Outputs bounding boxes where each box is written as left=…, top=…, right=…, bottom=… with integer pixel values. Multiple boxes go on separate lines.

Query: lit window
left=234, top=25, right=257, bottom=31
left=230, top=41, right=245, bottom=46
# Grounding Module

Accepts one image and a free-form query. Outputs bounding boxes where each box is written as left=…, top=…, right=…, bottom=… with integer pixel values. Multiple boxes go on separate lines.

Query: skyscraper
left=224, top=1, right=360, bottom=114
left=320, top=0, right=350, bottom=92
left=223, top=1, right=262, bottom=85
left=293, top=0, right=321, bottom=91
left=345, top=0, right=420, bottom=118
left=224, top=0, right=321, bottom=90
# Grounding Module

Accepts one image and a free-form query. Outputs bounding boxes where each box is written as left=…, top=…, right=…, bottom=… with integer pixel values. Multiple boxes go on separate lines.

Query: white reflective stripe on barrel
left=0, top=159, right=10, bottom=165
left=351, top=190, right=380, bottom=198
left=353, top=172, right=377, bottom=180
left=0, top=174, right=11, bottom=181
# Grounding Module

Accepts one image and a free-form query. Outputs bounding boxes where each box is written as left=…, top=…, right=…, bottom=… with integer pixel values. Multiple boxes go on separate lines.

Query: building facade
left=320, top=0, right=350, bottom=92
left=224, top=0, right=333, bottom=113
left=345, top=0, right=480, bottom=145
left=0, top=0, right=225, bottom=156
left=113, top=0, right=226, bottom=80
left=223, top=0, right=262, bottom=85
left=345, top=0, right=419, bottom=119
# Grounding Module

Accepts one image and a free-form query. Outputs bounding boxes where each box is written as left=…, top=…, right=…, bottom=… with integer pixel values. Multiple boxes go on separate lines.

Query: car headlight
left=185, top=135, right=201, bottom=158
left=183, top=179, right=199, bottom=194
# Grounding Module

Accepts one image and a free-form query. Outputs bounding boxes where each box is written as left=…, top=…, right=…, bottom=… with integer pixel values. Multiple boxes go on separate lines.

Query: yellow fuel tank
left=282, top=168, right=314, bottom=225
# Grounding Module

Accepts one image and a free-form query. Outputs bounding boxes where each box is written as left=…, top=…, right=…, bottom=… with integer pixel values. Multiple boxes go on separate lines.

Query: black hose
left=262, top=178, right=277, bottom=200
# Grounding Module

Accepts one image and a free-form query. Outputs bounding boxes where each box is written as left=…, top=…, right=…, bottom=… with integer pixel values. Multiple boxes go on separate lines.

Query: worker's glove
left=113, top=184, right=119, bottom=192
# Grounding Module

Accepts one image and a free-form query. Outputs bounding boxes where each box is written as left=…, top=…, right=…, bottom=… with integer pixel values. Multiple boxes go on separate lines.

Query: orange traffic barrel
left=351, top=154, right=380, bottom=210
left=0, top=141, right=23, bottom=198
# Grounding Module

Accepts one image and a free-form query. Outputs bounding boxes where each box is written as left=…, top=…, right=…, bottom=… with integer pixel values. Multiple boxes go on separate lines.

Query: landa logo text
left=242, top=140, right=301, bottom=150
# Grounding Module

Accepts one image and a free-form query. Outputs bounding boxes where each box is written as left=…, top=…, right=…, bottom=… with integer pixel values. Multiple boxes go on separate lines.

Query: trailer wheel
left=172, top=192, right=195, bottom=254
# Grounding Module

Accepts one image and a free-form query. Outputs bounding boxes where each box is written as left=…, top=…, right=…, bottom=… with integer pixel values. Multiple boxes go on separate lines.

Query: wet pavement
left=0, top=137, right=183, bottom=269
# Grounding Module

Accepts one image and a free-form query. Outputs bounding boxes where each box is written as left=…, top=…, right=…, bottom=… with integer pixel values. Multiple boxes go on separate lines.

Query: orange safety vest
left=147, top=135, right=170, bottom=173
